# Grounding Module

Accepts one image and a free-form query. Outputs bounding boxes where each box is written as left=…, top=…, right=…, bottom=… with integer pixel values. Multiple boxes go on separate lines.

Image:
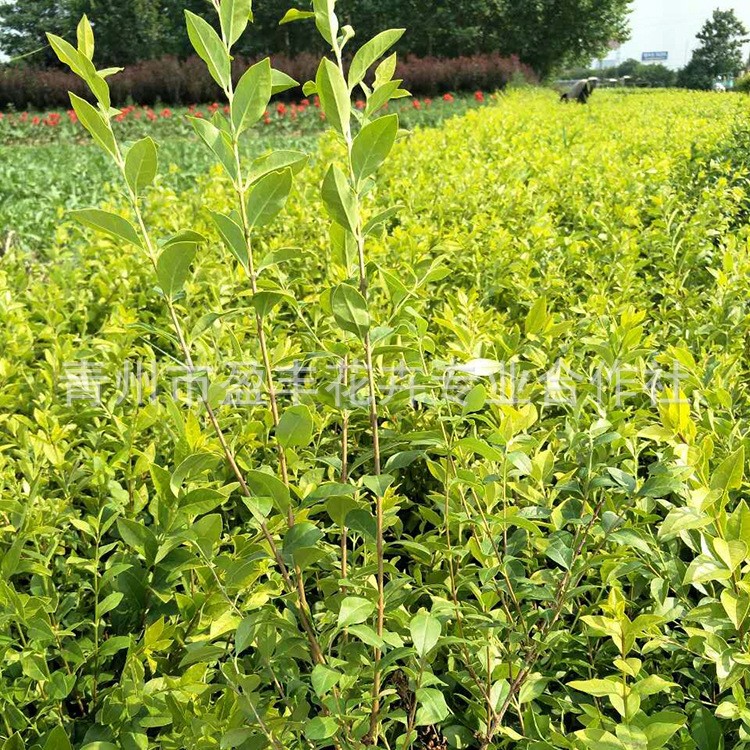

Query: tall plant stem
left=112, top=144, right=326, bottom=667
left=330, top=45, right=385, bottom=739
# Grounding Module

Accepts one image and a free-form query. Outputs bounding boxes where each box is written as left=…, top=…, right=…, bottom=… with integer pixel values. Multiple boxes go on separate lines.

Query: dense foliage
left=0, top=0, right=632, bottom=76
left=3, top=2, right=750, bottom=748
left=678, top=9, right=749, bottom=90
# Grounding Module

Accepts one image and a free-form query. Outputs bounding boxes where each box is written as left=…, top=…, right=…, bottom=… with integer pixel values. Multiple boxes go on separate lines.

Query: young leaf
left=156, top=233, right=204, bottom=298
left=351, top=114, right=398, bottom=186
left=316, top=57, right=350, bottom=137
left=246, top=168, right=293, bottom=228
left=210, top=210, right=248, bottom=268
left=190, top=116, right=238, bottom=180
left=71, top=209, right=141, bottom=248
left=232, top=59, right=272, bottom=134
left=348, top=29, right=405, bottom=90
left=280, top=8, right=315, bottom=25
left=338, top=596, right=375, bottom=627
left=321, top=165, right=358, bottom=234
left=125, top=137, right=158, bottom=195
left=410, top=612, right=441, bottom=658
left=277, top=404, right=314, bottom=449
left=68, top=94, right=116, bottom=157
left=331, top=283, right=370, bottom=339
left=220, top=0, right=253, bottom=48
left=185, top=11, right=231, bottom=90
left=271, top=68, right=299, bottom=95
left=77, top=15, right=94, bottom=60
left=313, top=0, right=339, bottom=46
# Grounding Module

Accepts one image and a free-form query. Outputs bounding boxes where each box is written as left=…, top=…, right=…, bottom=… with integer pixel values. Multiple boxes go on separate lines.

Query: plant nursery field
left=1, top=85, right=750, bottom=750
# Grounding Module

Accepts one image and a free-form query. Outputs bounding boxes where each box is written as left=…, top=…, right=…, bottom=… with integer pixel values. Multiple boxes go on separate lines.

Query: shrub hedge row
left=0, top=52, right=536, bottom=110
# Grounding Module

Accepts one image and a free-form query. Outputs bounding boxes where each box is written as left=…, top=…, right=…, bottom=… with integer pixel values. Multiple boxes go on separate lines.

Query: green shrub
left=0, top=2, right=749, bottom=748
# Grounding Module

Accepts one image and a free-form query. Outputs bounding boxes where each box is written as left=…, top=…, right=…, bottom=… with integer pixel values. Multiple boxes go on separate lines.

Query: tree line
left=1, top=0, right=633, bottom=79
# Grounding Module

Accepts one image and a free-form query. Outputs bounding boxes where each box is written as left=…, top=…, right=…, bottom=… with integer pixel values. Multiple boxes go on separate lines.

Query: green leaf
left=462, top=383, right=486, bottom=415
left=304, top=717, right=338, bottom=741
left=415, top=688, right=450, bottom=726
left=125, top=137, right=158, bottom=195
left=312, top=664, right=342, bottom=697
left=246, top=168, right=293, bottom=228
left=191, top=116, right=238, bottom=180
left=641, top=711, right=686, bottom=749
left=71, top=208, right=141, bottom=248
left=331, top=283, right=370, bottom=338
left=246, top=470, right=290, bottom=514
left=156, top=232, right=204, bottom=298
left=2, top=735, right=24, bottom=750
left=252, top=290, right=296, bottom=317
left=568, top=678, right=622, bottom=697
left=362, top=474, right=394, bottom=497
left=179, top=488, right=227, bottom=518
left=525, top=296, right=548, bottom=335
left=210, top=210, right=247, bottom=268
left=338, top=596, right=375, bottom=627
left=220, top=0, right=253, bottom=47
left=316, top=57, right=350, bottom=136
left=77, top=15, right=94, bottom=60
left=271, top=68, right=299, bottom=95
left=691, top=707, right=723, bottom=750
left=348, top=29, right=405, bottom=89
left=44, top=727, right=72, bottom=750
left=283, top=522, right=324, bottom=563
left=248, top=150, right=308, bottom=185
left=410, top=612, right=441, bottom=658
left=710, top=447, right=744, bottom=493
left=185, top=11, right=231, bottom=89
left=116, top=518, right=158, bottom=564
left=714, top=538, right=747, bottom=571
left=313, top=0, right=338, bottom=46
left=68, top=93, right=116, bottom=156
left=322, top=165, right=358, bottom=233
left=277, top=404, right=314, bottom=449
left=232, top=59, right=272, bottom=134
left=351, top=114, right=398, bottom=186
left=280, top=8, right=315, bottom=25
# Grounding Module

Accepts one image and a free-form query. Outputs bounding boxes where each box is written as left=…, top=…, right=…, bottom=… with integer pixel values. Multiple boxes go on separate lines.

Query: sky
left=599, top=0, right=750, bottom=70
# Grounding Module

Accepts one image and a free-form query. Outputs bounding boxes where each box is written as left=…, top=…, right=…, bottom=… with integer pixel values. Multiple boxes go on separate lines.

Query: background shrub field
left=1, top=88, right=750, bottom=748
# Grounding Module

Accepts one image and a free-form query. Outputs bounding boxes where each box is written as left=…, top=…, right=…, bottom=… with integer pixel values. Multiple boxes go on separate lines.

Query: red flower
left=356, top=100, right=365, bottom=110
left=474, top=91, right=485, bottom=102
left=412, top=99, right=421, bottom=109
left=313, top=95, right=321, bottom=108
left=67, top=109, right=78, bottom=123
left=146, top=109, right=157, bottom=122
left=161, top=108, right=172, bottom=118
left=424, top=98, right=433, bottom=107
left=276, top=102, right=287, bottom=117
left=301, top=98, right=310, bottom=107
left=443, top=93, right=455, bottom=103
left=32, top=116, right=41, bottom=126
